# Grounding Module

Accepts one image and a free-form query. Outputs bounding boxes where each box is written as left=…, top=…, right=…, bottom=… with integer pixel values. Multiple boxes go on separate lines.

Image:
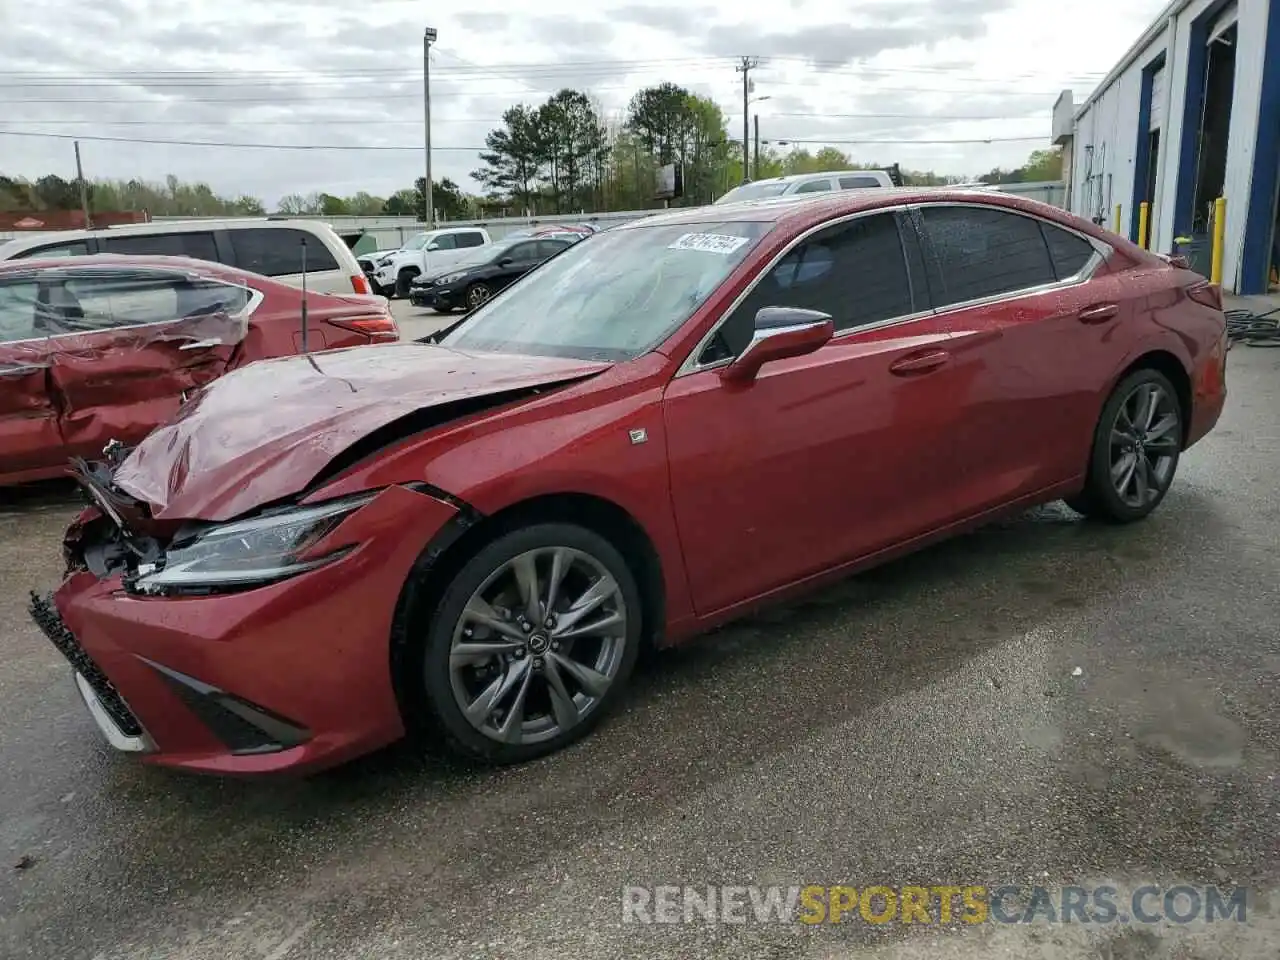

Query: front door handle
left=889, top=349, right=951, bottom=375
left=1078, top=303, right=1119, bottom=324
left=178, top=338, right=222, bottom=351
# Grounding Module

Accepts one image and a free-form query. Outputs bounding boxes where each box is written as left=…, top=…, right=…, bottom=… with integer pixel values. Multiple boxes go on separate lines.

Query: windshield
left=451, top=238, right=518, bottom=270
left=714, top=181, right=793, bottom=204
left=440, top=219, right=772, bottom=362
left=401, top=233, right=430, bottom=251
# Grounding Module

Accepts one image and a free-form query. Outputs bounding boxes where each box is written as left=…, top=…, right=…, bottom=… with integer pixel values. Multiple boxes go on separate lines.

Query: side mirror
left=425, top=242, right=441, bottom=251
left=720, top=307, right=834, bottom=383
left=498, top=257, right=514, bottom=267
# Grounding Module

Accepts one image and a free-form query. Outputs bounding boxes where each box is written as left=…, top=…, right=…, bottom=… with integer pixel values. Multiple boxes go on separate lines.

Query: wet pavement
left=1, top=345, right=1279, bottom=959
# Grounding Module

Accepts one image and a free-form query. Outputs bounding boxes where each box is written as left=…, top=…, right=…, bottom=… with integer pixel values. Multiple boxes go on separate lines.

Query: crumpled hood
left=111, top=342, right=609, bottom=522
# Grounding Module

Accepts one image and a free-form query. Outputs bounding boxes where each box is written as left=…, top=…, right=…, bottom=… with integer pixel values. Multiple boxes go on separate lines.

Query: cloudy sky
left=1, top=0, right=1166, bottom=208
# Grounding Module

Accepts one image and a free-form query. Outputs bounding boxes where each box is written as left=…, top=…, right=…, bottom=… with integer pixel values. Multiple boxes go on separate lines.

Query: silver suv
left=714, top=169, right=895, bottom=205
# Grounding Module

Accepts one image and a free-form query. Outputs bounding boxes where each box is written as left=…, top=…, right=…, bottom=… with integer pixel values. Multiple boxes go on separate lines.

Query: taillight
left=1187, top=281, right=1223, bottom=311
left=350, top=274, right=372, bottom=295
left=326, top=315, right=400, bottom=342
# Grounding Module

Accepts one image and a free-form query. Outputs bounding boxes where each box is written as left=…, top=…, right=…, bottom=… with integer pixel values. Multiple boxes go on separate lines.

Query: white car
left=0, top=218, right=372, bottom=296
left=713, top=169, right=896, bottom=205
left=373, top=226, right=491, bottom=298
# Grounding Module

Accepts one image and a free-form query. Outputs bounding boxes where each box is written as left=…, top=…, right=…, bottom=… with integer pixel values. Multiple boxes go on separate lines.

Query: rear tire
left=1066, top=368, right=1183, bottom=523
left=395, top=268, right=420, bottom=299
left=408, top=523, right=642, bottom=764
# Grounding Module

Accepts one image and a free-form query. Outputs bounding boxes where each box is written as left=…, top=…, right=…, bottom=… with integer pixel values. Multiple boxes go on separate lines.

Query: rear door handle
left=1078, top=303, right=1119, bottom=324
left=889, top=349, right=951, bottom=375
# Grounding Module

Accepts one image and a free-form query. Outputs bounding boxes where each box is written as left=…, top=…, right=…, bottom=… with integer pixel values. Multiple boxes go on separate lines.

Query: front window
left=715, top=181, right=792, bottom=204
left=440, top=220, right=772, bottom=362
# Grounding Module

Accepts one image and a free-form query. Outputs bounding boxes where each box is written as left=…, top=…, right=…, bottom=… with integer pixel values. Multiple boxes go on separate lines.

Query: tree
left=318, top=193, right=350, bottom=216
left=233, top=195, right=266, bottom=215
left=277, top=192, right=322, bottom=215
left=536, top=89, right=609, bottom=213
left=625, top=84, right=732, bottom=206
left=382, top=189, right=418, bottom=216
left=411, top=176, right=474, bottom=221
left=346, top=192, right=385, bottom=216
left=473, top=104, right=548, bottom=214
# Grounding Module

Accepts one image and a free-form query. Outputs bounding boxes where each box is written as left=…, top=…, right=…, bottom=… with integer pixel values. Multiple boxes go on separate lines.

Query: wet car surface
left=0, top=345, right=1277, bottom=959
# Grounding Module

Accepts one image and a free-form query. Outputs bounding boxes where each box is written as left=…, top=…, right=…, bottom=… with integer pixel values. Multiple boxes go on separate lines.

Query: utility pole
left=735, top=56, right=758, bottom=184
left=73, top=140, right=91, bottom=228
left=423, top=27, right=437, bottom=228
left=753, top=115, right=760, bottom=181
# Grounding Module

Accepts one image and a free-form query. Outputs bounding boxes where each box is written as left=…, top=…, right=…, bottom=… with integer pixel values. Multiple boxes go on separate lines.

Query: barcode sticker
left=667, top=233, right=751, bottom=255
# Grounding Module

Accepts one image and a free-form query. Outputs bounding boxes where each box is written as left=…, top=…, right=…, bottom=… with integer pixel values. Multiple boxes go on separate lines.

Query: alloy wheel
left=1109, top=381, right=1180, bottom=508
left=447, top=547, right=629, bottom=745
left=467, top=284, right=491, bottom=309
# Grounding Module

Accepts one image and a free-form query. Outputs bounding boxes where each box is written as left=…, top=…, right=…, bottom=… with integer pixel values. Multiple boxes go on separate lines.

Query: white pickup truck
left=370, top=226, right=492, bottom=297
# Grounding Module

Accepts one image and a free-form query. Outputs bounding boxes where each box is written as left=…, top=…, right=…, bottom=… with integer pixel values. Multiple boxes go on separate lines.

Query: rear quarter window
left=229, top=228, right=340, bottom=276
left=102, top=231, right=219, bottom=263
left=1040, top=223, right=1096, bottom=279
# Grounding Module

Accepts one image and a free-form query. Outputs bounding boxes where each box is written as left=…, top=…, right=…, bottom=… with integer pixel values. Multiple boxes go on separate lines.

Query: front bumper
left=33, top=484, right=462, bottom=776
left=408, top=284, right=459, bottom=310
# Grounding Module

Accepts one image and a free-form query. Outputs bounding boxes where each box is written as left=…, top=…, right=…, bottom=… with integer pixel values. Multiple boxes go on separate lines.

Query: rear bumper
left=34, top=484, right=461, bottom=776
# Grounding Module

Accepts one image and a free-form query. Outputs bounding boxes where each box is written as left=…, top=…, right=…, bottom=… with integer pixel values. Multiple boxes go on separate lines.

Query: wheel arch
left=388, top=490, right=667, bottom=729
left=1109, top=349, right=1193, bottom=444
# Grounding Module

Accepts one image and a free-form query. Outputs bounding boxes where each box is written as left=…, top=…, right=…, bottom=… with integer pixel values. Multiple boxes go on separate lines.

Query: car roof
left=615, top=188, right=1099, bottom=238
left=0, top=253, right=266, bottom=283
left=0, top=218, right=339, bottom=252
left=743, top=169, right=889, bottom=187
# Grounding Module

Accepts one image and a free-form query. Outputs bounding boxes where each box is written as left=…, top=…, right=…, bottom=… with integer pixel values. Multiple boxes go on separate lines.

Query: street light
left=423, top=27, right=437, bottom=227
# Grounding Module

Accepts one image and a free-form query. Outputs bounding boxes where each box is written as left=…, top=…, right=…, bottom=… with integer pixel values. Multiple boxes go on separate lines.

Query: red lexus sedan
left=30, top=190, right=1228, bottom=776
left=0, top=255, right=399, bottom=487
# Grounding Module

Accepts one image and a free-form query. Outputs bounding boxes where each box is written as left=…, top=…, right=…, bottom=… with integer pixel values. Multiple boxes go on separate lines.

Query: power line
left=0, top=128, right=1049, bottom=151
left=0, top=111, right=1047, bottom=127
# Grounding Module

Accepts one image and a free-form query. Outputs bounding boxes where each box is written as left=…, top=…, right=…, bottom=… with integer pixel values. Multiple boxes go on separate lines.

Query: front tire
left=412, top=523, right=642, bottom=764
left=464, top=282, right=492, bottom=311
left=1067, top=368, right=1183, bottom=523
left=395, top=268, right=420, bottom=299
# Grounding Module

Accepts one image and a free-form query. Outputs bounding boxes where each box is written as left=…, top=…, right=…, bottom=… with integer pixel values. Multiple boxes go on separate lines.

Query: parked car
left=372, top=226, right=492, bottom=298
left=714, top=169, right=896, bottom=205
left=408, top=234, right=579, bottom=312
left=0, top=219, right=373, bottom=296
left=0, top=254, right=398, bottom=487
left=502, top=224, right=597, bottom=241
left=33, top=189, right=1227, bottom=776
left=357, top=232, right=430, bottom=293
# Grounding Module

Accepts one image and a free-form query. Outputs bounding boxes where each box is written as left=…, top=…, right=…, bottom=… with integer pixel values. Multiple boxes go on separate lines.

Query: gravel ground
left=0, top=327, right=1277, bottom=959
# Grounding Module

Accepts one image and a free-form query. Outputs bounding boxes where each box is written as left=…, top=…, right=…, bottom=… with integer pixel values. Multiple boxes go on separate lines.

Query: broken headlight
left=133, top=491, right=377, bottom=594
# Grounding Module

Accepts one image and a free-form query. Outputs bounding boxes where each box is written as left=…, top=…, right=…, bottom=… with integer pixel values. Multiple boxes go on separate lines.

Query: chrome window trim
left=675, top=201, right=1112, bottom=378
left=0, top=267, right=264, bottom=347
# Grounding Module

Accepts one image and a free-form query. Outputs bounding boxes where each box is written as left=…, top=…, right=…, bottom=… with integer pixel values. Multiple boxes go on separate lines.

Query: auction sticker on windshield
left=668, top=233, right=751, bottom=255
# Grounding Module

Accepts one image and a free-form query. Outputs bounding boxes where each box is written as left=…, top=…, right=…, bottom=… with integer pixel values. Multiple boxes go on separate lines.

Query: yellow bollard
left=1138, top=202, right=1150, bottom=249
left=1114, top=204, right=1122, bottom=234
left=1210, top=196, right=1226, bottom=286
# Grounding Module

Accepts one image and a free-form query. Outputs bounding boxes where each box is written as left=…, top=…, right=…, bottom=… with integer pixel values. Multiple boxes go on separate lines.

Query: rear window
left=793, top=179, right=834, bottom=194
left=455, top=232, right=486, bottom=248
left=102, top=231, right=219, bottom=263
left=839, top=176, right=884, bottom=189
left=14, top=240, right=90, bottom=260
left=229, top=228, right=340, bottom=276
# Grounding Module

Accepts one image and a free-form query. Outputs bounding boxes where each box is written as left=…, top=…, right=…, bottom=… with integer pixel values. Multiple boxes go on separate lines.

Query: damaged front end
left=64, top=456, right=382, bottom=599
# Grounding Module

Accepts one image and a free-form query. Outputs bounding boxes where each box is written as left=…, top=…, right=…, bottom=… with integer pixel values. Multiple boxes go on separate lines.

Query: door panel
left=41, top=270, right=241, bottom=458
left=911, top=204, right=1118, bottom=511
left=664, top=319, right=968, bottom=615
left=0, top=277, right=62, bottom=478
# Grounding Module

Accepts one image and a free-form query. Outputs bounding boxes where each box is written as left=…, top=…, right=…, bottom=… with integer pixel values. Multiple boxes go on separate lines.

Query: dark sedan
left=409, top=235, right=576, bottom=312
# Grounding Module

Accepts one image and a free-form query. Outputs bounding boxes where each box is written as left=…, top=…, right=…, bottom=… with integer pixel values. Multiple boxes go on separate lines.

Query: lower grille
left=28, top=591, right=144, bottom=737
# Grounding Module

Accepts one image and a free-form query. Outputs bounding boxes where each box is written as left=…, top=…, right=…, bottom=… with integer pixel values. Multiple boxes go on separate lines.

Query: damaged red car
left=30, top=191, right=1228, bottom=776
left=0, top=255, right=399, bottom=487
